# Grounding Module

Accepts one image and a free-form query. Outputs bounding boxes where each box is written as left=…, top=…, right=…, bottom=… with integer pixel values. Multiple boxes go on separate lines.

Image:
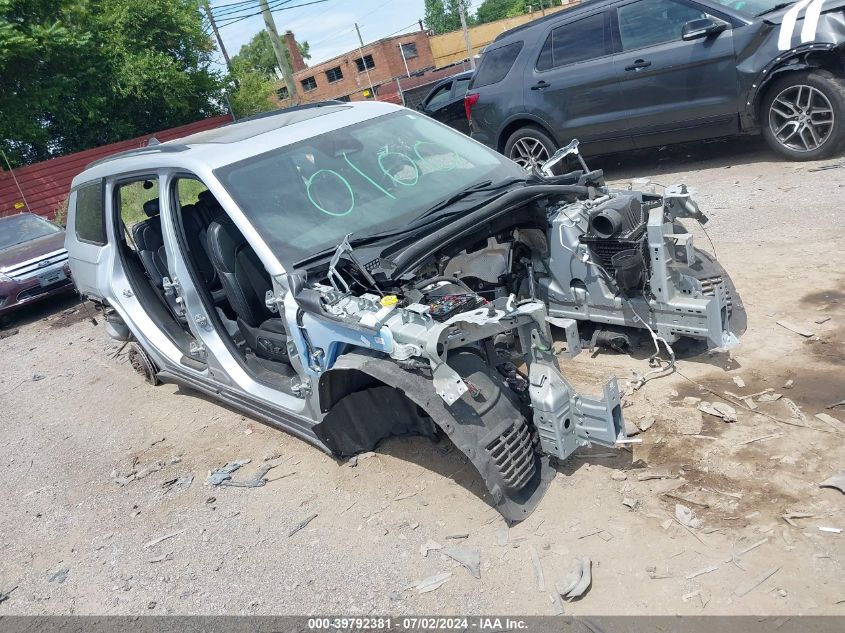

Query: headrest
left=198, top=190, right=219, bottom=207
left=143, top=198, right=160, bottom=218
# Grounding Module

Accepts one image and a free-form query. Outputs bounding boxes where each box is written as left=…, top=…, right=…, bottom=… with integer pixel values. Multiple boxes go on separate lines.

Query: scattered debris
left=782, top=398, right=806, bottom=421
left=551, top=591, right=566, bottom=615
left=624, top=419, right=640, bottom=436
left=736, top=433, right=782, bottom=446
left=263, top=451, right=282, bottom=461
left=820, top=472, right=845, bottom=494
left=818, top=527, right=842, bottom=534
left=732, top=376, right=746, bottom=388
left=556, top=557, right=592, bottom=600
left=783, top=379, right=794, bottom=389
left=490, top=526, right=507, bottom=550
left=142, top=529, right=186, bottom=550
left=48, top=568, right=69, bottom=584
left=161, top=473, right=194, bottom=495
left=444, top=533, right=469, bottom=540
left=675, top=504, right=703, bottom=529
left=682, top=589, right=702, bottom=603
left=814, top=316, right=831, bottom=324
left=646, top=565, right=672, bottom=579
left=683, top=396, right=702, bottom=406
left=393, top=491, right=417, bottom=501
left=815, top=413, right=845, bottom=432
left=729, top=538, right=768, bottom=563
left=741, top=397, right=757, bottom=411
left=419, top=539, right=442, bottom=558
left=828, top=400, right=845, bottom=410
left=288, top=513, right=318, bottom=537
left=757, top=392, right=783, bottom=402
left=699, top=401, right=737, bottom=422
left=0, top=585, right=17, bottom=604
left=622, top=497, right=640, bottom=511
left=147, top=552, right=173, bottom=564
left=346, top=451, right=376, bottom=467
left=413, top=572, right=451, bottom=594
left=221, top=464, right=276, bottom=488
left=637, top=472, right=675, bottom=481
left=663, top=492, right=708, bottom=508
left=734, top=566, right=780, bottom=597
left=441, top=545, right=481, bottom=579
left=530, top=546, right=545, bottom=591
left=611, top=471, right=628, bottom=481
left=207, top=459, right=250, bottom=486
left=781, top=512, right=815, bottom=527
left=32, top=373, right=45, bottom=382
left=0, top=328, right=19, bottom=340
left=776, top=320, right=814, bottom=338
left=686, top=563, right=719, bottom=580
left=638, top=417, right=656, bottom=432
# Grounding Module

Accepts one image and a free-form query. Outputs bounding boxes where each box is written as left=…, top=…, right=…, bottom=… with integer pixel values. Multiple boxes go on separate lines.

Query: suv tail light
left=464, top=92, right=480, bottom=121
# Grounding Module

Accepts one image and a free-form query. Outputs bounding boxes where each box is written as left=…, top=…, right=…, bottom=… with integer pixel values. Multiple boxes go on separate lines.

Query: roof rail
left=233, top=100, right=347, bottom=124
left=85, top=144, right=190, bottom=170
left=492, top=0, right=603, bottom=42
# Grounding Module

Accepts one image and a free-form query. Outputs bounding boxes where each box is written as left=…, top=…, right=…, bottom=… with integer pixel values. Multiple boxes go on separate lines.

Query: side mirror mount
left=415, top=102, right=426, bottom=112
left=682, top=17, right=727, bottom=41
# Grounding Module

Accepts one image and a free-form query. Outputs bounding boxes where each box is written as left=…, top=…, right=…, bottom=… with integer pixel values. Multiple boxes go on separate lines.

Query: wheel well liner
left=317, top=350, right=554, bottom=521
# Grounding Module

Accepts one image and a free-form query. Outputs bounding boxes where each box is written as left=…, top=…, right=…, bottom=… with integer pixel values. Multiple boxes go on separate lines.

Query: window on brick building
left=276, top=86, right=289, bottom=100
left=400, top=42, right=418, bottom=59
left=325, top=67, right=343, bottom=83
left=301, top=76, right=317, bottom=91
left=354, top=54, right=375, bottom=72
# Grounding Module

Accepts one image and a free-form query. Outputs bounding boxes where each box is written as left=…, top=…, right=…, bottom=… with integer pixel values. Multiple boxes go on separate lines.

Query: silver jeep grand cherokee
left=65, top=102, right=741, bottom=520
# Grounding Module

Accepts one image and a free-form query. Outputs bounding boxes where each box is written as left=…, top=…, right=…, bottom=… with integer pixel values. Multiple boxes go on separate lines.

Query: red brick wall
left=284, top=30, right=435, bottom=103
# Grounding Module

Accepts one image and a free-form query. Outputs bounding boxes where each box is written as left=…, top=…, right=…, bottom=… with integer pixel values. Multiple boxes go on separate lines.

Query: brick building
left=276, top=28, right=435, bottom=104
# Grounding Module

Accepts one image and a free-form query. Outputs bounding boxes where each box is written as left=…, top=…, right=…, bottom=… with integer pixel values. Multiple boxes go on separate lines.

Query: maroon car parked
left=0, top=213, right=76, bottom=320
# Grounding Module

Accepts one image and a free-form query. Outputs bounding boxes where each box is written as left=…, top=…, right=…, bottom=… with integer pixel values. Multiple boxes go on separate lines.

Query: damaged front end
left=540, top=143, right=744, bottom=352
left=282, top=206, right=629, bottom=520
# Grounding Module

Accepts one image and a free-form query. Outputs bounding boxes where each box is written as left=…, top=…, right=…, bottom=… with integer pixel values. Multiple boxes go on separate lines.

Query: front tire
left=760, top=70, right=845, bottom=161
left=504, top=125, right=557, bottom=171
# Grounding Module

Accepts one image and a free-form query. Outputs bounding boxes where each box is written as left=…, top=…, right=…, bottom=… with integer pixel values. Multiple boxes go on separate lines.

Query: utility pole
left=458, top=2, right=475, bottom=70
left=354, top=23, right=376, bottom=99
left=203, top=0, right=237, bottom=87
left=259, top=0, right=299, bottom=104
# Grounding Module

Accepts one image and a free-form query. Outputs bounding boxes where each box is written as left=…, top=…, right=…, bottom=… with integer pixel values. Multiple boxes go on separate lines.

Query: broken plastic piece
left=819, top=472, right=845, bottom=494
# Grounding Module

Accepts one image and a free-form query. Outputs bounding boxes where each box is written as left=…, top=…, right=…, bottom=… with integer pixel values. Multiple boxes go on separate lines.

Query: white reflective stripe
left=800, top=0, right=827, bottom=42
left=778, top=0, right=814, bottom=50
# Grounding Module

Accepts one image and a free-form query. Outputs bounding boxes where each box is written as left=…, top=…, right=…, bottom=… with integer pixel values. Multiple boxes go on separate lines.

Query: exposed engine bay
left=278, top=161, right=742, bottom=520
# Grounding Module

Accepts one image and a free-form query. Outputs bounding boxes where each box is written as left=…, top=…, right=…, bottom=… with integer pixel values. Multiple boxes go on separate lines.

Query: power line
left=216, top=0, right=329, bottom=28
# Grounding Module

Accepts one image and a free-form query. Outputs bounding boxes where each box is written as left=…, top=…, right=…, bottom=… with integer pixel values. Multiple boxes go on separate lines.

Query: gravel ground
left=1, top=137, right=844, bottom=616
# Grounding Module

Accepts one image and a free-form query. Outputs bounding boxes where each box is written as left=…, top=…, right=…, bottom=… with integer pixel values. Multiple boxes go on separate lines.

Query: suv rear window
left=473, top=41, right=524, bottom=88
left=537, top=13, right=606, bottom=71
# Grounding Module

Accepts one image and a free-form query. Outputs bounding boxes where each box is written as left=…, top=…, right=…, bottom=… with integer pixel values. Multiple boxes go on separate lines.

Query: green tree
left=0, top=0, right=224, bottom=167
left=231, top=29, right=311, bottom=78
left=475, top=0, right=531, bottom=24
left=228, top=68, right=276, bottom=119
left=423, top=0, right=474, bottom=35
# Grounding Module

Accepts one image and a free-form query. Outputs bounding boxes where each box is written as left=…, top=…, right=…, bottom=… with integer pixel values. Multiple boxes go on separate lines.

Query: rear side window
left=537, top=13, right=606, bottom=71
left=74, top=181, right=106, bottom=245
left=473, top=41, right=524, bottom=88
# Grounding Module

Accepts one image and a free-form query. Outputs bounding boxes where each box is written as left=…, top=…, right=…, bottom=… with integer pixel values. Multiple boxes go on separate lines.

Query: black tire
left=503, top=125, right=558, bottom=172
left=760, top=70, right=845, bottom=161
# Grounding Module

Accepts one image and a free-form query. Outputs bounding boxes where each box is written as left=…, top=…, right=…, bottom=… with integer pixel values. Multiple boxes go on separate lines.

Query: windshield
left=0, top=214, right=61, bottom=250
left=215, top=111, right=525, bottom=264
left=708, top=0, right=792, bottom=16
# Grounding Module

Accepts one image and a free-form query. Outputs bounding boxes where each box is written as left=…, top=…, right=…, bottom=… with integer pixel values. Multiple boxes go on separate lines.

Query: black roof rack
left=85, top=144, right=190, bottom=170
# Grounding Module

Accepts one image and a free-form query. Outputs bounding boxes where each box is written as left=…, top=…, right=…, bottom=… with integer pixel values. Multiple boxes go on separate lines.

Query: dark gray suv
left=466, top=0, right=845, bottom=164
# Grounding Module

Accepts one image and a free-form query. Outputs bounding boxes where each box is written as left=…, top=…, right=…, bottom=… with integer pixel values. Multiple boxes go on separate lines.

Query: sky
left=208, top=0, right=437, bottom=70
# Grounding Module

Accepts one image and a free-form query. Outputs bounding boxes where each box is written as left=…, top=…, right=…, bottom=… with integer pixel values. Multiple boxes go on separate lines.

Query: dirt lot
left=1, top=137, right=844, bottom=616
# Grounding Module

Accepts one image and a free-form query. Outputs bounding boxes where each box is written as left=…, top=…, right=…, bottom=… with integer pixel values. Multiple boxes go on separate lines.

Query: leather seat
left=181, top=202, right=227, bottom=305
left=132, top=199, right=168, bottom=289
left=206, top=217, right=289, bottom=362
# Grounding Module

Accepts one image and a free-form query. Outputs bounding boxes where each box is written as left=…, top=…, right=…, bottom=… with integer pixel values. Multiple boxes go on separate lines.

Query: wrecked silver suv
left=65, top=102, right=741, bottom=520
